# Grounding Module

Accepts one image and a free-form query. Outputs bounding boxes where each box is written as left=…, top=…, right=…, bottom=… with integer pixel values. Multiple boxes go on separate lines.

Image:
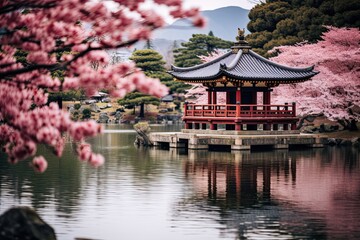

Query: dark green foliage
left=129, top=49, right=165, bottom=72
left=118, top=92, right=160, bottom=118
left=122, top=49, right=189, bottom=117
left=74, top=103, right=81, bottom=110
left=130, top=49, right=190, bottom=94
left=47, top=90, right=84, bottom=102
left=118, top=92, right=160, bottom=106
left=165, top=81, right=190, bottom=94
left=246, top=0, right=360, bottom=56
left=143, top=39, right=154, bottom=49
left=173, top=100, right=181, bottom=110
left=82, top=108, right=92, bottom=119
left=173, top=33, right=233, bottom=67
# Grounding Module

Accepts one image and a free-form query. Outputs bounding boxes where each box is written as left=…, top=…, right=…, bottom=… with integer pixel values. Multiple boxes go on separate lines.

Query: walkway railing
left=184, top=103, right=296, bottom=118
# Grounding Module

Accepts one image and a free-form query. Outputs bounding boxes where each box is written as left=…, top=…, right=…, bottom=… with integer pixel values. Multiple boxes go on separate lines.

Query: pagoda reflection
left=180, top=149, right=322, bottom=239
left=184, top=150, right=298, bottom=207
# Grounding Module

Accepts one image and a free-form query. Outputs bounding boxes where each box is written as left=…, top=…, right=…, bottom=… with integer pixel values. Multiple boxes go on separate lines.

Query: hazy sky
left=105, top=0, right=257, bottom=24
left=183, top=0, right=256, bottom=10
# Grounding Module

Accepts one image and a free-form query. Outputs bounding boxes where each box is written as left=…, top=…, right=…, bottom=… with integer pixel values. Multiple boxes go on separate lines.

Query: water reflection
left=170, top=147, right=360, bottom=239
left=0, top=144, right=82, bottom=218
left=0, top=125, right=359, bottom=240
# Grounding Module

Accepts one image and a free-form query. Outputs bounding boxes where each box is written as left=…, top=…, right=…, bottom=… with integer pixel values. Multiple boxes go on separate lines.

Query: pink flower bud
left=32, top=156, right=48, bottom=173
left=192, top=16, right=207, bottom=28
left=89, top=153, right=105, bottom=167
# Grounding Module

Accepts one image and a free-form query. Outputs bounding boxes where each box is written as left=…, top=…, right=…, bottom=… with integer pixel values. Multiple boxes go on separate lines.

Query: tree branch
left=0, top=1, right=57, bottom=15
left=0, top=63, right=59, bottom=79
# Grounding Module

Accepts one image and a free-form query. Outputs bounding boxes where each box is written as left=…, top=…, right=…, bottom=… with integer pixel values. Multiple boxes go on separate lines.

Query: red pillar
left=236, top=89, right=241, bottom=103
left=226, top=92, right=230, bottom=104
left=236, top=88, right=241, bottom=117
left=212, top=91, right=217, bottom=104
left=291, top=103, right=297, bottom=130
left=292, top=102, right=296, bottom=116
left=263, top=91, right=271, bottom=105
left=208, top=90, right=212, bottom=104
left=263, top=91, right=271, bottom=130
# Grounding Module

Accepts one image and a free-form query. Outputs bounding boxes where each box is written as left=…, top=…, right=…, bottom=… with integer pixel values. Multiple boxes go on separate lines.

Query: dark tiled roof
left=169, top=49, right=318, bottom=83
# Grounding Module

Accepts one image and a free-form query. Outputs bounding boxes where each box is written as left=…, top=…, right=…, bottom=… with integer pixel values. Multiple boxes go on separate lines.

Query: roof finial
left=232, top=28, right=250, bottom=53
left=236, top=28, right=245, bottom=42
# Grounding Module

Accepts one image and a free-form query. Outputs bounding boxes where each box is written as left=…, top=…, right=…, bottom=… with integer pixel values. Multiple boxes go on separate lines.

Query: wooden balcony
left=183, top=103, right=298, bottom=131
left=184, top=103, right=296, bottom=118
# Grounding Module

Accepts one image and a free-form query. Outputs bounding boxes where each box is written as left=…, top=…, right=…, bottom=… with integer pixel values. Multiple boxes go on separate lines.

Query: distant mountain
left=129, top=7, right=250, bottom=67
left=153, top=6, right=250, bottom=41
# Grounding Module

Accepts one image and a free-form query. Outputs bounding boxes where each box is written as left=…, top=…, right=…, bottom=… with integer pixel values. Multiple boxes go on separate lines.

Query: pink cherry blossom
left=32, top=156, right=48, bottom=173
left=0, top=0, right=204, bottom=172
left=77, top=143, right=93, bottom=162
left=271, top=27, right=360, bottom=122
left=192, top=16, right=207, bottom=28
left=89, top=153, right=105, bottom=167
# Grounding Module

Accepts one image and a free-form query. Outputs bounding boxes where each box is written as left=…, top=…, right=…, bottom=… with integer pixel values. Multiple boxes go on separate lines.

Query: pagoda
left=169, top=29, right=318, bottom=131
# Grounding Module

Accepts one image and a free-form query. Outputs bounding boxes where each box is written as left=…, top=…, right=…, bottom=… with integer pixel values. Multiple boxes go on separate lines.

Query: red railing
left=184, top=103, right=296, bottom=118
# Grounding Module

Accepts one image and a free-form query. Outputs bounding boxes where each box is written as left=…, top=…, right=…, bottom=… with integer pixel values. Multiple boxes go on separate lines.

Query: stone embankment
left=325, top=137, right=360, bottom=147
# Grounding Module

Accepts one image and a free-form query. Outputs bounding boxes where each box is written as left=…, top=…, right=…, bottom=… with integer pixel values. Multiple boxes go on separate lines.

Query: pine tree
left=246, top=0, right=360, bottom=56
left=143, top=39, right=154, bottom=49
left=174, top=34, right=233, bottom=67
left=122, top=49, right=190, bottom=117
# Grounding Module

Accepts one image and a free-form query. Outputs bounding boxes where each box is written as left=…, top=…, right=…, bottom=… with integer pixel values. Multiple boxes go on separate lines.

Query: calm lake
left=1, top=125, right=360, bottom=240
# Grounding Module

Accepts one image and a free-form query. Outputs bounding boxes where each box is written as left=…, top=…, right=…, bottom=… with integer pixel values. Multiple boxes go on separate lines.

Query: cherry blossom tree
left=0, top=0, right=205, bottom=172
left=271, top=27, right=360, bottom=130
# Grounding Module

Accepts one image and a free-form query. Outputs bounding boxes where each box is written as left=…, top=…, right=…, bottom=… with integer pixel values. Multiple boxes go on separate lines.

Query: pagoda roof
left=169, top=48, right=318, bottom=84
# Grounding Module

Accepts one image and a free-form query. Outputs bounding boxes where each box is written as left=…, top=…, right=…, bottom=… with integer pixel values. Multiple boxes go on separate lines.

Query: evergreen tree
left=172, top=40, right=179, bottom=49
left=131, top=49, right=190, bottom=94
left=143, top=39, right=154, bottom=49
left=129, top=49, right=165, bottom=73
left=118, top=92, right=160, bottom=118
left=246, top=0, right=360, bottom=56
left=174, top=33, right=233, bottom=67
left=122, top=49, right=190, bottom=117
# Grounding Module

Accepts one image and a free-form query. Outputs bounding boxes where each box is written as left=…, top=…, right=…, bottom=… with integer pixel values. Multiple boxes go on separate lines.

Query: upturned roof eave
left=170, top=70, right=318, bottom=83
left=169, top=71, right=224, bottom=81
left=221, top=70, right=319, bottom=82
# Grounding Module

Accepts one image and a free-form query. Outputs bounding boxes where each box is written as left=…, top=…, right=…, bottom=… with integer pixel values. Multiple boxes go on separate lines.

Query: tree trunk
left=57, top=95, right=62, bottom=109
left=139, top=102, right=145, bottom=118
